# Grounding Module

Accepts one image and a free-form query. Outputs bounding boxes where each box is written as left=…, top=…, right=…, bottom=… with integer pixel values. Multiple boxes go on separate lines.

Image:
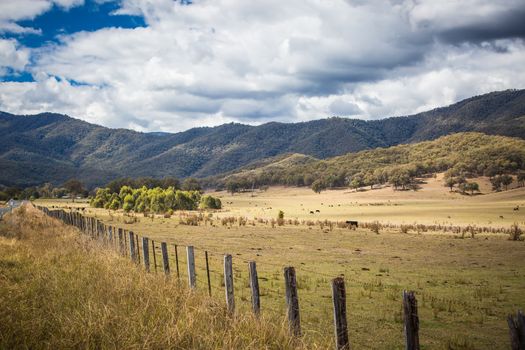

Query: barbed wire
left=43, top=207, right=462, bottom=347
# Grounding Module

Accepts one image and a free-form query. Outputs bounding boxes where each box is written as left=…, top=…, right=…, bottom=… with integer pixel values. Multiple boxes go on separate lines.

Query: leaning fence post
left=129, top=231, right=136, bottom=262
left=161, top=242, right=170, bottom=276
left=507, top=310, right=525, bottom=350
left=332, top=277, right=349, bottom=350
left=248, top=261, right=260, bottom=316
left=224, top=254, right=234, bottom=313
left=403, top=290, right=420, bottom=350
left=187, top=246, right=196, bottom=289
left=205, top=251, right=212, bottom=296
left=284, top=266, right=301, bottom=336
left=142, top=237, right=150, bottom=272
left=151, top=240, right=158, bottom=273
left=174, top=244, right=180, bottom=279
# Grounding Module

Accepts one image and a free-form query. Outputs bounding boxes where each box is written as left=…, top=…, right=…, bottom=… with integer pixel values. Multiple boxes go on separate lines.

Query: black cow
left=346, top=220, right=358, bottom=227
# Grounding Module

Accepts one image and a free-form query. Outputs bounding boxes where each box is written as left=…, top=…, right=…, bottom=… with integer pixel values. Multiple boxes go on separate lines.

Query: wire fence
left=35, top=205, right=523, bottom=350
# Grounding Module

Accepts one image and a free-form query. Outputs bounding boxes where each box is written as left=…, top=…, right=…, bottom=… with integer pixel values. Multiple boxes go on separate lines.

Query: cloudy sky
left=0, top=0, right=524, bottom=132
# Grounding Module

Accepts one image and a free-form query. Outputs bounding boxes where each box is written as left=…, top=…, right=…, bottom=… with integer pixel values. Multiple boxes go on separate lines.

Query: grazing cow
left=310, top=211, right=314, bottom=214
left=346, top=220, right=358, bottom=228
left=315, top=209, right=320, bottom=213
left=513, top=206, right=519, bottom=211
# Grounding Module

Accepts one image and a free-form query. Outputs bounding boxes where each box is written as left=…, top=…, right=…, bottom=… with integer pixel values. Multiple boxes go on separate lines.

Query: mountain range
left=1, top=89, right=525, bottom=188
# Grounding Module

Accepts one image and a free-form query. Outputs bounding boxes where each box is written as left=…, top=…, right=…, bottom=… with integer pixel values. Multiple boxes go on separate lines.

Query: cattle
left=513, top=206, right=519, bottom=211
left=315, top=209, right=320, bottom=213
left=309, top=211, right=314, bottom=214
left=346, top=220, right=358, bottom=228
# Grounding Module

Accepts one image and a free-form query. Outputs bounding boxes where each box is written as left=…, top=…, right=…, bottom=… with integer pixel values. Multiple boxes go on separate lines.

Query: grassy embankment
left=0, top=205, right=313, bottom=349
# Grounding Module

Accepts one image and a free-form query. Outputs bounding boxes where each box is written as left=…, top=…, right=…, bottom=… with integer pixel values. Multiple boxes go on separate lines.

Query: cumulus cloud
left=0, top=39, right=30, bottom=75
left=0, top=0, right=85, bottom=34
left=0, top=0, right=525, bottom=131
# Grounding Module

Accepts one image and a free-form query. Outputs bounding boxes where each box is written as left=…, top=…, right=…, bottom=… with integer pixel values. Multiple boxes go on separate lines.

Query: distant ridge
left=1, top=89, right=525, bottom=187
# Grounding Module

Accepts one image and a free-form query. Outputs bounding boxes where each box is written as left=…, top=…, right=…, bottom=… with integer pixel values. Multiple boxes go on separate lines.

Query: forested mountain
left=1, top=89, right=525, bottom=187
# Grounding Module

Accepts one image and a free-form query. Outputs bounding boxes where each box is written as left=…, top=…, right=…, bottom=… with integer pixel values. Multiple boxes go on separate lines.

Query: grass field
left=0, top=205, right=309, bottom=349
left=214, top=174, right=525, bottom=227
left=34, top=176, right=525, bottom=349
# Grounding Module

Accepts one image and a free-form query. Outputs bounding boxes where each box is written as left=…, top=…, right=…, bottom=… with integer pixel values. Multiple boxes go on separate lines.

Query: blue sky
left=0, top=0, right=524, bottom=132
left=14, top=1, right=145, bottom=48
left=1, top=0, right=145, bottom=82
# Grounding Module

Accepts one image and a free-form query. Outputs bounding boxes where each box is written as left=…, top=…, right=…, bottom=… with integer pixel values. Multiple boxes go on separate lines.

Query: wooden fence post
left=161, top=242, right=170, bottom=276
left=284, top=266, right=301, bottom=336
left=123, top=230, right=128, bottom=256
left=205, top=251, right=212, bottom=296
left=174, top=244, right=180, bottom=279
left=403, top=290, right=420, bottom=350
left=129, top=231, right=136, bottom=262
left=108, top=226, right=113, bottom=246
left=142, top=237, right=150, bottom=272
left=248, top=261, right=260, bottom=316
left=135, top=235, right=141, bottom=264
left=507, top=310, right=525, bottom=350
left=118, top=229, right=124, bottom=255
left=332, top=277, right=349, bottom=350
left=151, top=240, right=157, bottom=273
left=224, top=254, right=235, bottom=313
left=187, top=246, right=196, bottom=289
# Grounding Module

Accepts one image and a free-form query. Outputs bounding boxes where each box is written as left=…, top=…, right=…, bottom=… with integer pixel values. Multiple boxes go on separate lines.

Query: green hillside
left=217, top=132, right=525, bottom=190
left=1, top=89, right=525, bottom=187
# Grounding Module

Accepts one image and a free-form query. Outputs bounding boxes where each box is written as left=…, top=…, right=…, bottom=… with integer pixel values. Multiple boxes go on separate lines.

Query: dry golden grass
left=210, top=174, right=525, bottom=227
left=33, top=177, right=525, bottom=349
left=0, top=205, right=318, bottom=350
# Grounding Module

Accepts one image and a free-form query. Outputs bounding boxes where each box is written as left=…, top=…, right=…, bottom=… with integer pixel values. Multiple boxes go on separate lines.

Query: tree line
left=90, top=186, right=221, bottom=213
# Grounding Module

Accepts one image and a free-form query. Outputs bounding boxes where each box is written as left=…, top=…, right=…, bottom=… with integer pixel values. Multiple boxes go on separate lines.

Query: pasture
left=35, top=177, right=525, bottom=349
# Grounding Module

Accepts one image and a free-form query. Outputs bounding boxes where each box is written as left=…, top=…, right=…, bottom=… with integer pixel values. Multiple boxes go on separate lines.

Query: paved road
left=0, top=199, right=28, bottom=220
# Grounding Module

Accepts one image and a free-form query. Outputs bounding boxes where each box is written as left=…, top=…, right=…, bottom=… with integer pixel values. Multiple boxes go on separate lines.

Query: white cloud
left=0, top=0, right=524, bottom=131
left=0, top=0, right=85, bottom=33
left=0, top=39, right=30, bottom=74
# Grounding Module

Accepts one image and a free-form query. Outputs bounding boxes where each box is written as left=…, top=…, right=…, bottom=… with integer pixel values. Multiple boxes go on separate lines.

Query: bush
left=369, top=221, right=381, bottom=234
left=509, top=223, right=523, bottom=241
left=199, top=195, right=222, bottom=209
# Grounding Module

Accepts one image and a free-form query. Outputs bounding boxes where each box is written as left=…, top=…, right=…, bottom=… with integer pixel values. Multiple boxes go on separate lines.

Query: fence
left=35, top=205, right=524, bottom=350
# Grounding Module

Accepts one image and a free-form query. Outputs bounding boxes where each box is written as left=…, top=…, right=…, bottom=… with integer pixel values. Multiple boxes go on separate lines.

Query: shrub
left=200, top=195, right=222, bottom=209
left=369, top=221, right=381, bottom=234
left=509, top=223, right=523, bottom=241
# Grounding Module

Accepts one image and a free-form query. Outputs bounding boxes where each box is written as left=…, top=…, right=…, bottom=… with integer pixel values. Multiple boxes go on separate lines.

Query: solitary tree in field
left=64, top=179, right=84, bottom=202
left=501, top=174, right=513, bottom=191
left=311, top=179, right=326, bottom=194
left=444, top=177, right=457, bottom=191
left=226, top=180, right=240, bottom=195
left=490, top=176, right=502, bottom=191
left=518, top=172, right=525, bottom=187
left=350, top=176, right=363, bottom=191
left=364, top=173, right=376, bottom=190
left=467, top=182, right=479, bottom=195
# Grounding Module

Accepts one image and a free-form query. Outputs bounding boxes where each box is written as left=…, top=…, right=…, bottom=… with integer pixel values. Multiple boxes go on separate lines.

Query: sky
left=0, top=0, right=524, bottom=132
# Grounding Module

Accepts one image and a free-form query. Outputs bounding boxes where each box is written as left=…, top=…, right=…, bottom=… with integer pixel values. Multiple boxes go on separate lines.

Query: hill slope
left=1, top=89, right=525, bottom=187
left=217, top=132, right=525, bottom=188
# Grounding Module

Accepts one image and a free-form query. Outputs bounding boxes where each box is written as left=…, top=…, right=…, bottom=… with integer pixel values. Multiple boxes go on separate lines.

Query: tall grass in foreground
left=0, top=205, right=316, bottom=349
